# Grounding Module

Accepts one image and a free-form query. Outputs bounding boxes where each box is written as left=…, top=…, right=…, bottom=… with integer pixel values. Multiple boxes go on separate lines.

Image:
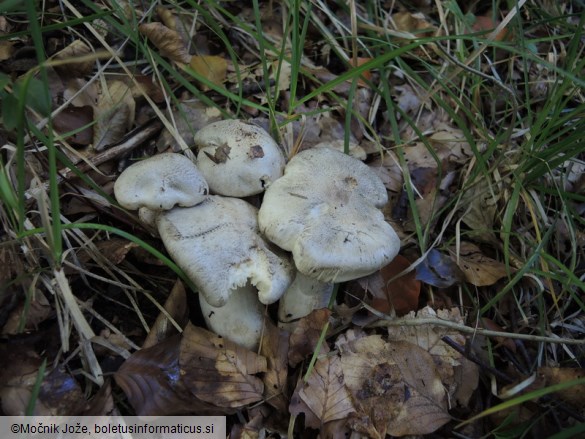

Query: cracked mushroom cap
left=193, top=119, right=285, bottom=197
left=114, top=153, right=208, bottom=211
left=258, top=148, right=400, bottom=282
left=156, top=195, right=294, bottom=307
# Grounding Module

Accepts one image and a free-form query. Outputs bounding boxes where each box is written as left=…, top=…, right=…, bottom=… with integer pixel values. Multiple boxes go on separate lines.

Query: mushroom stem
left=198, top=284, right=265, bottom=350
left=278, top=272, right=334, bottom=323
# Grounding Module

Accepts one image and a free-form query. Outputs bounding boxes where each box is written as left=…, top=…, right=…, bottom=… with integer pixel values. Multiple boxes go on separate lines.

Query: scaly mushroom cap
left=114, top=153, right=208, bottom=211
left=258, top=148, right=400, bottom=282
left=156, top=196, right=294, bottom=307
left=193, top=120, right=285, bottom=197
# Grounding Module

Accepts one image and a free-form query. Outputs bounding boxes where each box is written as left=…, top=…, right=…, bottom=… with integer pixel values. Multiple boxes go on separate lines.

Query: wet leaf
left=180, top=323, right=266, bottom=408
left=416, top=249, right=465, bottom=288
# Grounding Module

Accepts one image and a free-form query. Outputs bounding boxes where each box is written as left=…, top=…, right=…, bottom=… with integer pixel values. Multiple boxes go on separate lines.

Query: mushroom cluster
left=114, top=120, right=400, bottom=349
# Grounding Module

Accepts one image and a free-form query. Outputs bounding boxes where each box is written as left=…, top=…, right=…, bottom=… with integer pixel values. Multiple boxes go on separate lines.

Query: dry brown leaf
left=2, top=291, right=51, bottom=334
left=449, top=242, right=509, bottom=286
left=391, top=12, right=436, bottom=37
left=114, top=335, right=223, bottom=415
left=339, top=334, right=451, bottom=436
left=539, top=367, right=585, bottom=408
left=180, top=323, right=267, bottom=408
left=143, top=280, right=189, bottom=349
left=260, top=319, right=289, bottom=412
left=288, top=308, right=331, bottom=367
left=460, top=180, right=500, bottom=242
left=298, top=356, right=356, bottom=427
left=139, top=22, right=191, bottom=64
left=289, top=380, right=322, bottom=429
left=386, top=306, right=479, bottom=406
left=189, top=55, right=228, bottom=87
left=93, top=80, right=135, bottom=150
left=0, top=40, right=14, bottom=61
left=53, top=104, right=93, bottom=146
left=52, top=40, right=95, bottom=77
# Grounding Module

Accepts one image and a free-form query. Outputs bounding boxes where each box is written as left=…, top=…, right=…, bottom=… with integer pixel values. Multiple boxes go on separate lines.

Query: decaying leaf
left=449, top=242, right=509, bottom=286
left=2, top=291, right=51, bottom=334
left=288, top=308, right=331, bottom=367
left=380, top=255, right=421, bottom=316
left=142, top=280, right=189, bottom=349
left=260, top=319, right=289, bottom=412
left=297, top=356, right=356, bottom=427
left=180, top=323, right=267, bottom=408
left=538, top=367, right=585, bottom=408
left=339, top=334, right=451, bottom=436
left=139, top=22, right=191, bottom=64
left=386, top=306, right=479, bottom=407
left=115, top=335, right=222, bottom=415
left=93, top=80, right=135, bottom=150
left=460, top=180, right=501, bottom=242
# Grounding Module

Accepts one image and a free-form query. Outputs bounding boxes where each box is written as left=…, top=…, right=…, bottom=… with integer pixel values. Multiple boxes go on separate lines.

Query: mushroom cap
left=258, top=148, right=400, bottom=282
left=199, top=284, right=265, bottom=350
left=156, top=196, right=294, bottom=307
left=114, top=153, right=208, bottom=211
left=193, top=120, right=285, bottom=197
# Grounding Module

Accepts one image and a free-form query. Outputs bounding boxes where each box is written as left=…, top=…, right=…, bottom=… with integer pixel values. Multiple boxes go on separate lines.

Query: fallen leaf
left=51, top=40, right=95, bottom=77
left=260, top=319, right=289, bottom=412
left=416, top=248, right=465, bottom=288
left=298, top=356, right=356, bottom=427
left=139, top=22, right=191, bottom=64
left=115, top=335, right=222, bottom=415
left=288, top=308, right=331, bottom=367
left=380, top=255, right=421, bottom=316
left=180, top=323, right=267, bottom=408
left=53, top=104, right=94, bottom=146
left=539, top=367, right=585, bottom=408
left=189, top=55, right=228, bottom=87
left=93, top=80, right=135, bottom=150
left=449, top=242, right=509, bottom=286
left=340, top=334, right=451, bottom=436
left=142, top=280, right=189, bottom=349
left=460, top=181, right=500, bottom=242
left=2, top=291, right=51, bottom=334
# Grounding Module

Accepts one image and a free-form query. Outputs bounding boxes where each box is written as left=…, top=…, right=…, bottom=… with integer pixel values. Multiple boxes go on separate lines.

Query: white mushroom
left=199, top=283, right=265, bottom=351
left=258, top=148, right=400, bottom=282
left=114, top=153, right=208, bottom=211
left=156, top=195, right=294, bottom=307
left=193, top=119, right=285, bottom=197
left=278, top=272, right=334, bottom=323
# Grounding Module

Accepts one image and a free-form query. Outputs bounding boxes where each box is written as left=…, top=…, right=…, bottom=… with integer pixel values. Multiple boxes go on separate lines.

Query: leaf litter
left=1, top=0, right=584, bottom=437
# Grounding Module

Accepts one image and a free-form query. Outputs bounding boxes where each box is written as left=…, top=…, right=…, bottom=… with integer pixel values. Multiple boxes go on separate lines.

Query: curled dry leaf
left=93, top=80, right=135, bottom=151
left=449, top=242, right=509, bottom=286
left=139, top=22, right=191, bottom=64
left=179, top=323, right=267, bottom=408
